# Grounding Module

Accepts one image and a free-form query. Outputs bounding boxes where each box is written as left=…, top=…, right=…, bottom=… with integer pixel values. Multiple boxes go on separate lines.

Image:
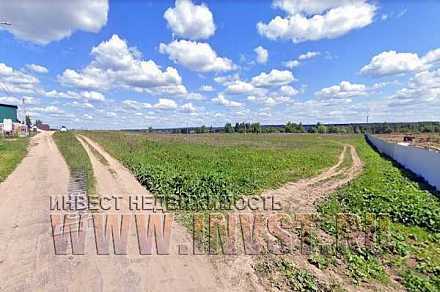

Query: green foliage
left=224, top=123, right=234, bottom=133
left=255, top=256, right=328, bottom=291
left=332, top=138, right=440, bottom=232
left=0, top=137, right=28, bottom=182
left=317, top=123, right=328, bottom=134
left=308, top=253, right=335, bottom=270
left=195, top=125, right=209, bottom=134
left=344, top=249, right=389, bottom=284
left=285, top=121, right=305, bottom=133
left=402, top=271, right=439, bottom=292
left=25, top=115, right=32, bottom=128
left=84, top=132, right=342, bottom=210
left=318, top=136, right=440, bottom=289
left=230, top=122, right=262, bottom=133
left=53, top=132, right=95, bottom=196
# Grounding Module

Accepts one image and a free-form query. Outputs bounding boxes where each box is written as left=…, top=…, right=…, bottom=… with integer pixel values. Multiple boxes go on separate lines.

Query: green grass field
left=0, top=137, right=29, bottom=182
left=83, top=131, right=439, bottom=290
left=317, top=136, right=440, bottom=290
left=53, top=132, right=95, bottom=196
left=84, top=132, right=343, bottom=209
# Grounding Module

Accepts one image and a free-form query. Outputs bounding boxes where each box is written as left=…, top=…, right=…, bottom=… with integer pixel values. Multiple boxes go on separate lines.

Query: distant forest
left=138, top=121, right=440, bottom=135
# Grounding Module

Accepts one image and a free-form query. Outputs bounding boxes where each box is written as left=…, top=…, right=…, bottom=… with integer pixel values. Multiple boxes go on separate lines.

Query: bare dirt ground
left=77, top=135, right=262, bottom=292
left=210, top=144, right=370, bottom=292
left=378, top=133, right=440, bottom=152
left=0, top=132, right=255, bottom=291
left=0, top=132, right=376, bottom=291
left=252, top=145, right=403, bottom=291
left=263, top=144, right=363, bottom=213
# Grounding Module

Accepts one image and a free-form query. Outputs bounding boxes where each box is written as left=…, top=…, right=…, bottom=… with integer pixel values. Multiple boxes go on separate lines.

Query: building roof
left=0, top=103, right=18, bottom=109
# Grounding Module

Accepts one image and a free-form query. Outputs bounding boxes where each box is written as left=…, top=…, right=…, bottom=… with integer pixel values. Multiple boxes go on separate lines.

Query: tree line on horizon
left=162, top=121, right=440, bottom=135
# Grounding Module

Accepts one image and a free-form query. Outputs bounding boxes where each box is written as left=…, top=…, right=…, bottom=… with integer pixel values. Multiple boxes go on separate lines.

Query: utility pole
left=21, top=98, right=26, bottom=124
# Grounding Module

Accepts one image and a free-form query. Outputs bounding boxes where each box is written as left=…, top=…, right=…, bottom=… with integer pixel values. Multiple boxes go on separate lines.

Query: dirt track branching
left=318, top=136, right=440, bottom=290
left=83, top=132, right=342, bottom=210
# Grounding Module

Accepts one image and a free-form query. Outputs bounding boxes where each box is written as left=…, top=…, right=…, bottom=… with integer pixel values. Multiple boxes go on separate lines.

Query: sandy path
left=254, top=145, right=402, bottom=291
left=0, top=131, right=109, bottom=291
left=78, top=136, right=367, bottom=292
left=0, top=132, right=255, bottom=291
left=0, top=132, right=365, bottom=291
left=262, top=144, right=363, bottom=213
left=210, top=144, right=364, bottom=291
left=77, top=135, right=262, bottom=291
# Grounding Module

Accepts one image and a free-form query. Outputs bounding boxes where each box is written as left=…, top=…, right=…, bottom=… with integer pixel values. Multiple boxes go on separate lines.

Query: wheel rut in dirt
left=77, top=134, right=263, bottom=292
left=260, top=144, right=363, bottom=213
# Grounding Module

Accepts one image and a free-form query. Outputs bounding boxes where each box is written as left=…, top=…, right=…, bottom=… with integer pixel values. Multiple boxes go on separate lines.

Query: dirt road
left=262, top=144, right=363, bottom=213
left=0, top=132, right=256, bottom=291
left=77, top=135, right=262, bottom=291
left=0, top=131, right=71, bottom=290
left=0, top=132, right=365, bottom=291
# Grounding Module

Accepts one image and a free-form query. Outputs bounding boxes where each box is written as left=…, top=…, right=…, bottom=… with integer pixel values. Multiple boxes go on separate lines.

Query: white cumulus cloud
left=199, top=85, right=214, bottom=92
left=279, top=85, right=299, bottom=96
left=254, top=46, right=269, bottom=64
left=361, top=48, right=440, bottom=76
left=164, top=0, right=216, bottom=40
left=212, top=94, right=242, bottom=107
left=181, top=102, right=197, bottom=113
left=226, top=81, right=255, bottom=95
left=0, top=63, right=40, bottom=95
left=251, top=69, right=295, bottom=87
left=153, top=98, right=178, bottom=110
left=45, top=90, right=106, bottom=101
left=0, top=0, right=108, bottom=44
left=298, top=51, right=320, bottom=60
left=59, top=35, right=185, bottom=96
left=389, top=69, right=440, bottom=107
left=186, top=92, right=205, bottom=100
left=26, top=64, right=48, bottom=74
left=159, top=40, right=236, bottom=73
left=0, top=96, right=20, bottom=105
left=284, top=60, right=300, bottom=69
left=257, top=0, right=376, bottom=43
left=284, top=51, right=320, bottom=68
left=122, top=99, right=152, bottom=110
left=315, top=81, right=368, bottom=99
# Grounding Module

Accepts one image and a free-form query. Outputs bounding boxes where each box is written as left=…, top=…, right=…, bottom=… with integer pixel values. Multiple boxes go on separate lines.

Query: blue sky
left=0, top=0, right=439, bottom=129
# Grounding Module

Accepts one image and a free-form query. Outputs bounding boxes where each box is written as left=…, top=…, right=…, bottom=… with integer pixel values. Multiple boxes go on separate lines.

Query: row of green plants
left=84, top=132, right=342, bottom=211
left=53, top=132, right=95, bottom=196
left=317, top=136, right=440, bottom=291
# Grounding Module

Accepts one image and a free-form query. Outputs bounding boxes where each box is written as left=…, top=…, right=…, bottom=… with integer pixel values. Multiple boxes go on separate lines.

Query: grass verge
left=317, top=136, right=440, bottom=290
left=53, top=132, right=95, bottom=196
left=0, top=137, right=29, bottom=182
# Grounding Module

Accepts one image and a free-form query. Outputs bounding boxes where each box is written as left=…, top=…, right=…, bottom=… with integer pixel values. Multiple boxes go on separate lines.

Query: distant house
left=37, top=123, right=50, bottom=131
left=0, top=103, right=28, bottom=137
left=0, top=103, right=18, bottom=122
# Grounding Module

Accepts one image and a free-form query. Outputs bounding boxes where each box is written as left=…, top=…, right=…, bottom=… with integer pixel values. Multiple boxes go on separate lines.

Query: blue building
left=0, top=103, right=18, bottom=122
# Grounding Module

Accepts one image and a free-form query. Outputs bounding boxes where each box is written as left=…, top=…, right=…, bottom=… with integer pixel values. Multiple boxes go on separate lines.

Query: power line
left=0, top=81, right=13, bottom=97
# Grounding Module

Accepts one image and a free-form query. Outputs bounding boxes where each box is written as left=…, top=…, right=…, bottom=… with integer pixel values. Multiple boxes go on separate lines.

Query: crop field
left=80, top=131, right=440, bottom=290
left=251, top=136, right=439, bottom=291
left=84, top=132, right=343, bottom=209
left=317, top=137, right=439, bottom=290
left=0, top=137, right=29, bottom=182
left=53, top=132, right=95, bottom=196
